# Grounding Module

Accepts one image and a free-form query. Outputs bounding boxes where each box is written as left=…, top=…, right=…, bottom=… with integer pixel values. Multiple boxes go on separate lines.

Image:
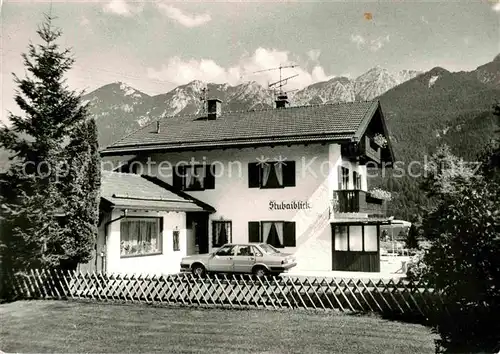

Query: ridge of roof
left=158, top=99, right=379, bottom=121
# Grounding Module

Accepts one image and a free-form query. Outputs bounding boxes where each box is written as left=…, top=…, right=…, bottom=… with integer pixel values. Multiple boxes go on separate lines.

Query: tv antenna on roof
left=248, top=64, right=299, bottom=108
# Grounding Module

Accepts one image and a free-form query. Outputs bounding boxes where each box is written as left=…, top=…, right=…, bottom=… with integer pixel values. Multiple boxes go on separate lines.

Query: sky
left=1, top=0, right=499, bottom=124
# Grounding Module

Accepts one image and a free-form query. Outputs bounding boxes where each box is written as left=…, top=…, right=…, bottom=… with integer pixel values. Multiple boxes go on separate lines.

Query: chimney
left=207, top=98, right=222, bottom=120
left=156, top=121, right=160, bottom=133
left=275, top=93, right=289, bottom=109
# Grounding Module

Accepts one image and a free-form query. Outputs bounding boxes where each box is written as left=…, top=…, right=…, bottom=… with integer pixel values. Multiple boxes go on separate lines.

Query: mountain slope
left=374, top=64, right=500, bottom=219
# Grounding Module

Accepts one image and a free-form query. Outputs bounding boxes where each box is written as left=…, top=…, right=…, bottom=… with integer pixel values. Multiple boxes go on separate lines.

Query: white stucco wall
left=102, top=143, right=372, bottom=273
left=102, top=209, right=188, bottom=275
left=128, top=143, right=367, bottom=272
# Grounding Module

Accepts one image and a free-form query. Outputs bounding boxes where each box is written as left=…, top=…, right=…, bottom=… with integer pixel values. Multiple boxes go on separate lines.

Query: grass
left=1, top=300, right=437, bottom=353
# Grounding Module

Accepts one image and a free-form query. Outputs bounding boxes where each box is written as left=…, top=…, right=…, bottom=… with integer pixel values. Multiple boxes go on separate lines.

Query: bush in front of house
left=415, top=140, right=500, bottom=353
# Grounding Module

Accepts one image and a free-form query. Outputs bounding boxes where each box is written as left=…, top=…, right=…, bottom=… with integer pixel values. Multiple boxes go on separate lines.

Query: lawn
left=1, top=300, right=437, bottom=353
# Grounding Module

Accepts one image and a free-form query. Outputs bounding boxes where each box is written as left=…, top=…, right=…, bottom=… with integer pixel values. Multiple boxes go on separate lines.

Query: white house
left=95, top=97, right=395, bottom=275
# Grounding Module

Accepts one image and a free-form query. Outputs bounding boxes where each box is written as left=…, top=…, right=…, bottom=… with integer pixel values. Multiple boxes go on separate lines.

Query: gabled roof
left=100, top=101, right=382, bottom=156
left=100, top=171, right=215, bottom=212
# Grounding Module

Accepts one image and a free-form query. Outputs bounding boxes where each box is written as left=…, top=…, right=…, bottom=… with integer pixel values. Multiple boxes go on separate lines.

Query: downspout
left=102, top=209, right=128, bottom=272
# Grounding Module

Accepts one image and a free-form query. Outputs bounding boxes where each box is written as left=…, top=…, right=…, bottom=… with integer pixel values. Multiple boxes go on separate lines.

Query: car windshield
left=259, top=243, right=280, bottom=254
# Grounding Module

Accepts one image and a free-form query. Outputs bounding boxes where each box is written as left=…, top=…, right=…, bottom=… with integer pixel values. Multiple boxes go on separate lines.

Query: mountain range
left=83, top=66, right=423, bottom=148
left=1, top=54, right=499, bottom=219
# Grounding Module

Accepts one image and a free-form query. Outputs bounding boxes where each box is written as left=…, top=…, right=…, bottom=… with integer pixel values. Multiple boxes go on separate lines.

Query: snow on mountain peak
left=428, top=75, right=439, bottom=88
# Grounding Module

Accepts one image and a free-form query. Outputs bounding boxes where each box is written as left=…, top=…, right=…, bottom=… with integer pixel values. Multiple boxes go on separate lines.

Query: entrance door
left=187, top=213, right=209, bottom=254
left=331, top=224, right=380, bottom=272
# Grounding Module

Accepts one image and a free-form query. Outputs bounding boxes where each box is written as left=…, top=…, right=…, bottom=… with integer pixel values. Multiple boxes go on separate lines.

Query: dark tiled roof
left=101, top=171, right=214, bottom=212
left=101, top=101, right=379, bottom=155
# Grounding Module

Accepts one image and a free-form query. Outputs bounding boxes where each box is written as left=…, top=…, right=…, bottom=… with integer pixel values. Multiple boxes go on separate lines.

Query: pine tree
left=0, top=14, right=99, bottom=289
left=58, top=119, right=100, bottom=270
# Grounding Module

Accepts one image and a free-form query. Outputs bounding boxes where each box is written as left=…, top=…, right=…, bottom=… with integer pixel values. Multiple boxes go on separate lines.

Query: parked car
left=180, top=243, right=297, bottom=277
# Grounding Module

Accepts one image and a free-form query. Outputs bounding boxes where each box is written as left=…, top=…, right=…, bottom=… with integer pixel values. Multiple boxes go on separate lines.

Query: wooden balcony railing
left=362, top=136, right=381, bottom=164
left=333, top=190, right=386, bottom=216
left=341, top=136, right=382, bottom=165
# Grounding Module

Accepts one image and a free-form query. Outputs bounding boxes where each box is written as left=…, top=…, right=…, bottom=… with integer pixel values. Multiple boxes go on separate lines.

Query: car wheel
left=253, top=266, right=268, bottom=278
left=191, top=264, right=206, bottom=277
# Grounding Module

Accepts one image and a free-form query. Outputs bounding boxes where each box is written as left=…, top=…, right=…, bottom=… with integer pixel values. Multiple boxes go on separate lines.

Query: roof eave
left=100, top=135, right=354, bottom=157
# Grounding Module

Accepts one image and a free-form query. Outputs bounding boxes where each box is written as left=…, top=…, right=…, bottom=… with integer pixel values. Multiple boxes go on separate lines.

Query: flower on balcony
left=368, top=187, right=392, bottom=201
left=330, top=194, right=340, bottom=213
left=373, top=133, right=388, bottom=148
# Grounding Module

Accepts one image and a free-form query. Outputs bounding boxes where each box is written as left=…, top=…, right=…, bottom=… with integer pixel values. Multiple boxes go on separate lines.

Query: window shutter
left=283, top=161, right=296, bottom=187
left=283, top=222, right=296, bottom=247
left=248, top=222, right=260, bottom=243
left=159, top=217, right=164, bottom=233
left=204, top=164, right=215, bottom=190
left=248, top=163, right=260, bottom=188
left=338, top=165, right=343, bottom=190
left=212, top=221, right=217, bottom=247
left=173, top=165, right=183, bottom=189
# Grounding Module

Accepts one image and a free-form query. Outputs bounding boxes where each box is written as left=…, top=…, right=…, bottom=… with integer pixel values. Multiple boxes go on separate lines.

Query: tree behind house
left=0, top=14, right=100, bottom=296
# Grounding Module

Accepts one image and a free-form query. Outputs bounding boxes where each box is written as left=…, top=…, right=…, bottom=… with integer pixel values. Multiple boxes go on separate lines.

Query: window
left=353, top=171, right=362, bottom=190
left=173, top=164, right=215, bottom=191
left=364, top=225, right=378, bottom=251
left=338, top=166, right=349, bottom=190
left=349, top=225, right=363, bottom=251
left=248, top=221, right=296, bottom=248
left=173, top=230, right=180, bottom=251
left=120, top=218, right=162, bottom=257
left=236, top=245, right=255, bottom=256
left=252, top=246, right=263, bottom=257
left=334, top=225, right=348, bottom=251
left=248, top=161, right=296, bottom=189
left=212, top=221, right=232, bottom=247
left=333, top=224, right=379, bottom=252
left=215, top=245, right=235, bottom=256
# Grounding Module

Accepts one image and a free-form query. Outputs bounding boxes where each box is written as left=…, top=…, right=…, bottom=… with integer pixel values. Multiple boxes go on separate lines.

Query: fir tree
left=0, top=14, right=99, bottom=293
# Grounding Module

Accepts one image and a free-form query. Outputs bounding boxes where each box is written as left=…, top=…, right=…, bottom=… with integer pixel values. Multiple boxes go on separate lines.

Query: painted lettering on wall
left=269, top=200, right=312, bottom=211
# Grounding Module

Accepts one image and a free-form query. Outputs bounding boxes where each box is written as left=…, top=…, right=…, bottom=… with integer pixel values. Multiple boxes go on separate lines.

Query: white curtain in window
left=197, top=166, right=206, bottom=188
left=274, top=163, right=283, bottom=186
left=215, top=222, right=230, bottom=245
left=120, top=219, right=159, bottom=256
left=262, top=222, right=272, bottom=243
left=262, top=164, right=271, bottom=187
left=185, top=167, right=193, bottom=188
left=224, top=222, right=231, bottom=243
left=274, top=222, right=284, bottom=246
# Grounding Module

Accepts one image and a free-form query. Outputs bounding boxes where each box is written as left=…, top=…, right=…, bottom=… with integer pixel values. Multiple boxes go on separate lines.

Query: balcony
left=360, top=136, right=381, bottom=164
left=332, top=190, right=387, bottom=217
left=341, top=136, right=382, bottom=165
